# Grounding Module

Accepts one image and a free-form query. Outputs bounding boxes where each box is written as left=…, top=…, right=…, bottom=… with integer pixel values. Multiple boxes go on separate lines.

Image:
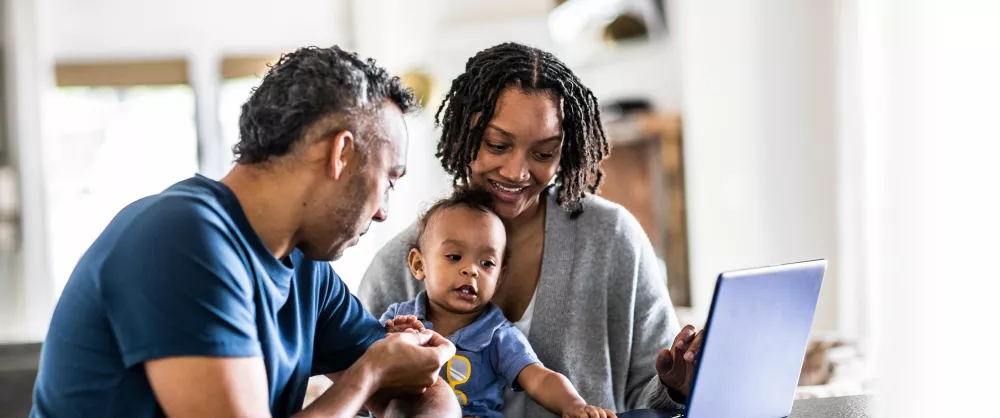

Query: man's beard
left=326, top=174, right=371, bottom=259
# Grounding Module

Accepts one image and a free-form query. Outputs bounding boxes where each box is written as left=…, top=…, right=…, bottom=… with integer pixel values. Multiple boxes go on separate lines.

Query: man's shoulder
left=88, top=178, right=251, bottom=284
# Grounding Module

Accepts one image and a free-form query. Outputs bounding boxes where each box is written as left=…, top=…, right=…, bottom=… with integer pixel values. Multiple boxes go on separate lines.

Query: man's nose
left=373, top=206, right=387, bottom=222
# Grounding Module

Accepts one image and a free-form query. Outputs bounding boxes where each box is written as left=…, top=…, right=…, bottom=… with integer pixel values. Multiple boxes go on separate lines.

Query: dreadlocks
left=433, top=42, right=610, bottom=212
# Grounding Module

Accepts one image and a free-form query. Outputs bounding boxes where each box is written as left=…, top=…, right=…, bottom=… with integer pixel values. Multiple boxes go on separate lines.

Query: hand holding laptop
left=656, top=324, right=704, bottom=396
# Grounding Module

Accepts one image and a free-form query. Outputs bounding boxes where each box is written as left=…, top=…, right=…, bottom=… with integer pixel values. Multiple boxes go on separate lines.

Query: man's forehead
left=379, top=103, right=408, bottom=158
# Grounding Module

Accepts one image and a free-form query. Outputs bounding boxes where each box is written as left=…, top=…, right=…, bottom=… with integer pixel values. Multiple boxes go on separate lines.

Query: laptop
left=622, top=259, right=827, bottom=418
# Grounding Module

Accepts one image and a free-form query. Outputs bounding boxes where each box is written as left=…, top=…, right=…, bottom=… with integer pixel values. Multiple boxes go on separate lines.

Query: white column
left=674, top=0, right=840, bottom=330
left=189, top=51, right=225, bottom=179
left=2, top=0, right=55, bottom=341
left=860, top=0, right=1000, bottom=416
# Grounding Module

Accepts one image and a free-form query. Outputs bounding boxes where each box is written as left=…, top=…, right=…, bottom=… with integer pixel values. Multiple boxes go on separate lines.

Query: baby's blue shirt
left=380, top=291, right=540, bottom=418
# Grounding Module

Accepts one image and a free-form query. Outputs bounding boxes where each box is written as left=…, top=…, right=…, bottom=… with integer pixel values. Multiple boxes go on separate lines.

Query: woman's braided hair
left=433, top=42, right=610, bottom=212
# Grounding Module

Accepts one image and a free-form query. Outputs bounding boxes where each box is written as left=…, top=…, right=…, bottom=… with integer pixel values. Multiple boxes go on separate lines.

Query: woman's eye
left=486, top=142, right=509, bottom=152
left=445, top=254, right=461, bottom=261
left=534, top=152, right=555, bottom=161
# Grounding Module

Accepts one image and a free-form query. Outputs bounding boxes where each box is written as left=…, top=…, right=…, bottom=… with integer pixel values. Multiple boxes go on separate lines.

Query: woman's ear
left=407, top=248, right=426, bottom=281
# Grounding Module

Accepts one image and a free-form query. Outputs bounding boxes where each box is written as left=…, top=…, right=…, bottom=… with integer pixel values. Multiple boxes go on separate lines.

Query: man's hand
left=655, top=324, right=703, bottom=397
left=305, top=330, right=456, bottom=418
left=383, top=315, right=426, bottom=334
left=562, top=404, right=617, bottom=418
left=366, top=330, right=455, bottom=394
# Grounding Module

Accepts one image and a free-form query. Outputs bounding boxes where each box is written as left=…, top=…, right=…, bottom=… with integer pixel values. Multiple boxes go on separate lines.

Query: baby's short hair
left=413, top=187, right=505, bottom=252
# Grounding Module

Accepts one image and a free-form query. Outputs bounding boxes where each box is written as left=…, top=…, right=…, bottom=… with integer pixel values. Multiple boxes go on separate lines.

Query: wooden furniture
left=599, top=112, right=691, bottom=307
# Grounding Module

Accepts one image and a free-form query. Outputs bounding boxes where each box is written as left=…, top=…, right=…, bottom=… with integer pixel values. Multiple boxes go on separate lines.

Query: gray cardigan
left=357, top=188, right=684, bottom=416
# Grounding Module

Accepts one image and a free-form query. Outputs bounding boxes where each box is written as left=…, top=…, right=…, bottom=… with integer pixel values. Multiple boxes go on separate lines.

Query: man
left=31, top=46, right=461, bottom=417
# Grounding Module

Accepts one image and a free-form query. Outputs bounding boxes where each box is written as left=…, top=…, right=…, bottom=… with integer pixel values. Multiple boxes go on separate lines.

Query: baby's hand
left=383, top=315, right=426, bottom=334
left=562, top=404, right=617, bottom=418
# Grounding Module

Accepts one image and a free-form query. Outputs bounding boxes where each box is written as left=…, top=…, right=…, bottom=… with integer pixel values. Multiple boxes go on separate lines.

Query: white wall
left=857, top=0, right=1000, bottom=415
left=674, top=0, right=840, bottom=331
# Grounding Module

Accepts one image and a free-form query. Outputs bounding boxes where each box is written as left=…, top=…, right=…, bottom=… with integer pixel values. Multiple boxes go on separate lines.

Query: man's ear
left=407, top=248, right=426, bottom=282
left=327, top=130, right=356, bottom=180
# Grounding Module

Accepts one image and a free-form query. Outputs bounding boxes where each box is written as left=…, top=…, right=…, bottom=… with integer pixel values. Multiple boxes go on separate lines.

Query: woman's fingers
left=685, top=329, right=704, bottom=362
left=672, top=325, right=696, bottom=352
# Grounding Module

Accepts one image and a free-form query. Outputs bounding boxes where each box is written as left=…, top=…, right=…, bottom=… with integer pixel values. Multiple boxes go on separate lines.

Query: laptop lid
left=686, top=259, right=827, bottom=418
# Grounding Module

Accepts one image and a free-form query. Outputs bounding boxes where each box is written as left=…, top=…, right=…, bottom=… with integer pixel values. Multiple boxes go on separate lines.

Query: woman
left=358, top=42, right=701, bottom=417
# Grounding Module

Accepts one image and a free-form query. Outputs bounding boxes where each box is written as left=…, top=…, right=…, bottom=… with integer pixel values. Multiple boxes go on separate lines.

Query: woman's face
left=468, top=88, right=563, bottom=221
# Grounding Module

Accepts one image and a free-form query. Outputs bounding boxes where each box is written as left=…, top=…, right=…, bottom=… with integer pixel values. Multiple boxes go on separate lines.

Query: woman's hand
left=383, top=315, right=426, bottom=334
left=655, top=324, right=703, bottom=397
left=562, top=404, right=617, bottom=418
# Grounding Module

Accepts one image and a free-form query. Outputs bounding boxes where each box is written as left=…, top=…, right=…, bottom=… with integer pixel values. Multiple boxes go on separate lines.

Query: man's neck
left=425, top=301, right=484, bottom=337
left=220, top=164, right=304, bottom=260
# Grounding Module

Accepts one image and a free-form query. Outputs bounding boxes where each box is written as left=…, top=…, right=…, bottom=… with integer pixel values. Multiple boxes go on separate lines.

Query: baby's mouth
left=454, top=284, right=478, bottom=301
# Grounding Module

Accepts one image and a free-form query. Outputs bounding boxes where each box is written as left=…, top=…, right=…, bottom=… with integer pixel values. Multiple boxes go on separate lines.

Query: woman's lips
left=488, top=179, right=528, bottom=203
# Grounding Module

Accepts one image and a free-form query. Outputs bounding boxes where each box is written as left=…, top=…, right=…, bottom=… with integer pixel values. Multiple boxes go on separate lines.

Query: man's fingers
left=391, top=329, right=433, bottom=346
left=422, top=331, right=457, bottom=363
left=607, top=409, right=618, bottom=418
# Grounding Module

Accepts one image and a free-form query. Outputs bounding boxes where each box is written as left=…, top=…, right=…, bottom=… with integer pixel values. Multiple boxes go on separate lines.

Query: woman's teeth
left=489, top=180, right=526, bottom=194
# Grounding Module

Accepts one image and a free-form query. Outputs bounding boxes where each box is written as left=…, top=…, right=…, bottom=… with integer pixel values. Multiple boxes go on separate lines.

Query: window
left=42, top=84, right=198, bottom=291
left=218, top=76, right=262, bottom=172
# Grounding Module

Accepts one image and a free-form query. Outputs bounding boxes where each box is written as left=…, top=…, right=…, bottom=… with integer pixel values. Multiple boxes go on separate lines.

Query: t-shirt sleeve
left=101, top=196, right=262, bottom=368
left=311, top=265, right=386, bottom=376
left=378, top=303, right=400, bottom=326
left=490, top=324, right=541, bottom=391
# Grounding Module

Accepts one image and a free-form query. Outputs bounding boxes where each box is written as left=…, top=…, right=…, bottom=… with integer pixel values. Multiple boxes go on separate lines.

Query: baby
left=380, top=188, right=616, bottom=418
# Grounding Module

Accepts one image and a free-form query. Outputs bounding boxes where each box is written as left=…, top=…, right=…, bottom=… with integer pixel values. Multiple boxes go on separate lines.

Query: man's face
left=299, top=101, right=408, bottom=261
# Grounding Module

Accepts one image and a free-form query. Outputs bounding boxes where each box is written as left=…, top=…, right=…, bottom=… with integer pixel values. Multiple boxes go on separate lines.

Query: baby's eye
left=445, top=254, right=461, bottom=261
left=481, top=260, right=496, bottom=269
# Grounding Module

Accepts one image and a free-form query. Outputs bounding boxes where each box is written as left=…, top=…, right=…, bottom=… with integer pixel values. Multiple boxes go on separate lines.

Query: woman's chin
left=492, top=200, right=524, bottom=221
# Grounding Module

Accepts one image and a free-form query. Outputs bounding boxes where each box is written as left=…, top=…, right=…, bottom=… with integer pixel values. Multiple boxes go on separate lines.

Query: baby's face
left=416, top=206, right=507, bottom=314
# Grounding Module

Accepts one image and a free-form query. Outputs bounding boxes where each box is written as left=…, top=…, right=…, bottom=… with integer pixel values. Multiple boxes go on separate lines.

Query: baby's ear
left=407, top=248, right=426, bottom=281
left=497, top=265, right=509, bottom=289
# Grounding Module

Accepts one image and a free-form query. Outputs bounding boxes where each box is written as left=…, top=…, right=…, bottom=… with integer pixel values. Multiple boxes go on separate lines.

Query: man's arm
left=324, top=331, right=461, bottom=418
left=146, top=355, right=379, bottom=418
left=148, top=331, right=459, bottom=418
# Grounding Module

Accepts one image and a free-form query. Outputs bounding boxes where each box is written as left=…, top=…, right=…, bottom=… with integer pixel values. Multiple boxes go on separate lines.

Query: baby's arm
left=517, top=364, right=617, bottom=418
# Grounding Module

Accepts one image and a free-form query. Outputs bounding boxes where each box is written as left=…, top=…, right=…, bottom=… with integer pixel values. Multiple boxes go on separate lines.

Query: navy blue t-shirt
left=31, top=174, right=385, bottom=418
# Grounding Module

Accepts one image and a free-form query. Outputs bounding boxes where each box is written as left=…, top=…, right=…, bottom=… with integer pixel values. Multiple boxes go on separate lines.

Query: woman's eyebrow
left=487, top=123, right=515, bottom=138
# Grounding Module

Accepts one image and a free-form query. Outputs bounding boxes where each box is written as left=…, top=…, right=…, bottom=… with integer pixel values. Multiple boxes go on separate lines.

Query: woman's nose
left=498, top=155, right=530, bottom=183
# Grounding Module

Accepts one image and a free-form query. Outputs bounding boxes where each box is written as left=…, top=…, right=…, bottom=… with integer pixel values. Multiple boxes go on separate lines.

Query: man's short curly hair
left=234, top=45, right=417, bottom=164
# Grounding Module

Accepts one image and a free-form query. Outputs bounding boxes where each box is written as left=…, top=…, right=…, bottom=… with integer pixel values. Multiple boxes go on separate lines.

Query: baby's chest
left=440, top=349, right=505, bottom=408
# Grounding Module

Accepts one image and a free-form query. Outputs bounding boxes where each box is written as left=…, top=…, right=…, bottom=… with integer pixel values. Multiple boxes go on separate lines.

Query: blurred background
left=1, top=0, right=998, bottom=417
